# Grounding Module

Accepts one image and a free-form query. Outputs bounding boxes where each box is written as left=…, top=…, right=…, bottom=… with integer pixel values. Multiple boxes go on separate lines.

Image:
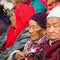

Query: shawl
left=3, top=4, right=35, bottom=50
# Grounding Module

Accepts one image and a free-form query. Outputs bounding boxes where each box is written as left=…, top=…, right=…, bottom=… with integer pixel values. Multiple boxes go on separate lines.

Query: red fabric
left=27, top=58, right=35, bottom=60
left=3, top=4, right=35, bottom=50
left=24, top=0, right=32, bottom=5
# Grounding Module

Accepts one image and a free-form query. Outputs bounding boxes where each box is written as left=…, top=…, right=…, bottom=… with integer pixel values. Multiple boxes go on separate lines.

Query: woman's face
left=47, top=17, right=60, bottom=41
left=10, top=9, right=16, bottom=28
left=28, top=20, right=44, bottom=41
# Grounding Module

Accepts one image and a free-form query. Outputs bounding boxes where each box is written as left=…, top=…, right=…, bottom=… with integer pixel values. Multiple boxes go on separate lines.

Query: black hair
left=0, top=5, right=7, bottom=18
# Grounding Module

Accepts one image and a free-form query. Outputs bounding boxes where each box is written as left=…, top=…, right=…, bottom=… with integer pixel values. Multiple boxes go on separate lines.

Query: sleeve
left=8, top=50, right=20, bottom=60
left=12, top=27, right=30, bottom=51
left=6, top=27, right=30, bottom=60
left=0, top=27, right=30, bottom=60
left=0, top=32, right=7, bottom=51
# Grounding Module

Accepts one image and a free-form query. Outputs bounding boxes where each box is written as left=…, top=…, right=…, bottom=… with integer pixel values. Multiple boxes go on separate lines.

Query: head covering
left=30, top=12, right=47, bottom=29
left=30, top=0, right=47, bottom=13
left=23, top=0, right=32, bottom=5
left=4, top=4, right=35, bottom=50
left=47, top=6, right=60, bottom=19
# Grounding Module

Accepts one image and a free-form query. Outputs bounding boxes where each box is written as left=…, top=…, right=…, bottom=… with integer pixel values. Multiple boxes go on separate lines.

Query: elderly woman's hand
left=15, top=51, right=25, bottom=60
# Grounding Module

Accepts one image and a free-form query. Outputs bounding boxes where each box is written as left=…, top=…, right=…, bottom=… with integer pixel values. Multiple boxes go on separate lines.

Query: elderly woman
left=33, top=6, right=60, bottom=60
left=42, top=6, right=60, bottom=60
left=0, top=4, right=35, bottom=60
left=9, top=12, right=47, bottom=60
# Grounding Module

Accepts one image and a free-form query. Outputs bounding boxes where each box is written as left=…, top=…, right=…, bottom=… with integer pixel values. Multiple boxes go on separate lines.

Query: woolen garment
left=30, top=12, right=47, bottom=30
left=47, top=6, right=60, bottom=19
left=30, top=0, right=47, bottom=13
left=3, top=4, right=35, bottom=50
left=23, top=35, right=48, bottom=53
left=30, top=40, right=60, bottom=60
left=0, top=26, right=30, bottom=60
left=9, top=35, right=48, bottom=60
left=42, top=40, right=60, bottom=60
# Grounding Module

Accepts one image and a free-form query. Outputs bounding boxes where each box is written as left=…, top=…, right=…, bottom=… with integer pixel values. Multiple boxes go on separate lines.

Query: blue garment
left=30, top=0, right=47, bottom=13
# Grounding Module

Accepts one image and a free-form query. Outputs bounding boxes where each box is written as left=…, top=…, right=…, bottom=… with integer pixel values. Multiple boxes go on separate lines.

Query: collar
left=49, top=39, right=60, bottom=46
left=32, top=35, right=48, bottom=45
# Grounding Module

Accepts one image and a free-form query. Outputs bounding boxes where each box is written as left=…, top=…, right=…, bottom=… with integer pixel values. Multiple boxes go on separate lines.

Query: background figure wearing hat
left=40, top=0, right=48, bottom=8
left=33, top=6, right=60, bottom=60
left=9, top=12, right=47, bottom=60
left=46, top=0, right=60, bottom=13
left=0, top=4, right=35, bottom=60
left=30, top=0, right=47, bottom=13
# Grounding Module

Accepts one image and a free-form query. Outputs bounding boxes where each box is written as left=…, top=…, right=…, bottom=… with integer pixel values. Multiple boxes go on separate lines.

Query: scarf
left=3, top=4, right=35, bottom=50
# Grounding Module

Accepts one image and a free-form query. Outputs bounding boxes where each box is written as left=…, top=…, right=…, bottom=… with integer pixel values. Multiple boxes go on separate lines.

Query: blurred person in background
left=30, top=0, right=47, bottom=13
left=46, top=0, right=60, bottom=13
left=0, top=5, right=9, bottom=35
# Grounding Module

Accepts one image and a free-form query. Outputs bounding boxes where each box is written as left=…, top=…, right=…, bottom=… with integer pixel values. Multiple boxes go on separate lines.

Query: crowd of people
left=0, top=0, right=60, bottom=60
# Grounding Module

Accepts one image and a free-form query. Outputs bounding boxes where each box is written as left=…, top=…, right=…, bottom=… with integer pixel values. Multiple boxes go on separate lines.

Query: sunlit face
left=28, top=20, right=44, bottom=41
left=10, top=9, right=16, bottom=28
left=47, top=17, right=60, bottom=41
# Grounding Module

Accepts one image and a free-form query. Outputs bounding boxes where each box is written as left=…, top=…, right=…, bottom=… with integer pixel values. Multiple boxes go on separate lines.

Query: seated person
left=30, top=6, right=60, bottom=60
left=47, top=0, right=60, bottom=13
left=0, top=4, right=35, bottom=60
left=42, top=6, right=60, bottom=60
left=9, top=12, right=48, bottom=60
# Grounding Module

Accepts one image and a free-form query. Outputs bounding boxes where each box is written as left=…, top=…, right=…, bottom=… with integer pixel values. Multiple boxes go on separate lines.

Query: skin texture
left=47, top=17, right=60, bottom=41
left=28, top=20, right=45, bottom=41
left=15, top=20, right=45, bottom=60
left=10, top=9, right=16, bottom=28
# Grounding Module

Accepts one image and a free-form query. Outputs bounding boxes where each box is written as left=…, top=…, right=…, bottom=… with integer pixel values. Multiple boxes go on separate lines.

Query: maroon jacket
left=42, top=40, right=60, bottom=60
left=25, top=40, right=60, bottom=60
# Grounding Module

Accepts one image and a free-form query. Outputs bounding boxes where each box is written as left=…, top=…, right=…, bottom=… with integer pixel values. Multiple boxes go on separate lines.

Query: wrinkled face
left=47, top=17, right=60, bottom=41
left=28, top=20, right=44, bottom=41
left=47, top=0, right=56, bottom=5
left=10, top=10, right=16, bottom=28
